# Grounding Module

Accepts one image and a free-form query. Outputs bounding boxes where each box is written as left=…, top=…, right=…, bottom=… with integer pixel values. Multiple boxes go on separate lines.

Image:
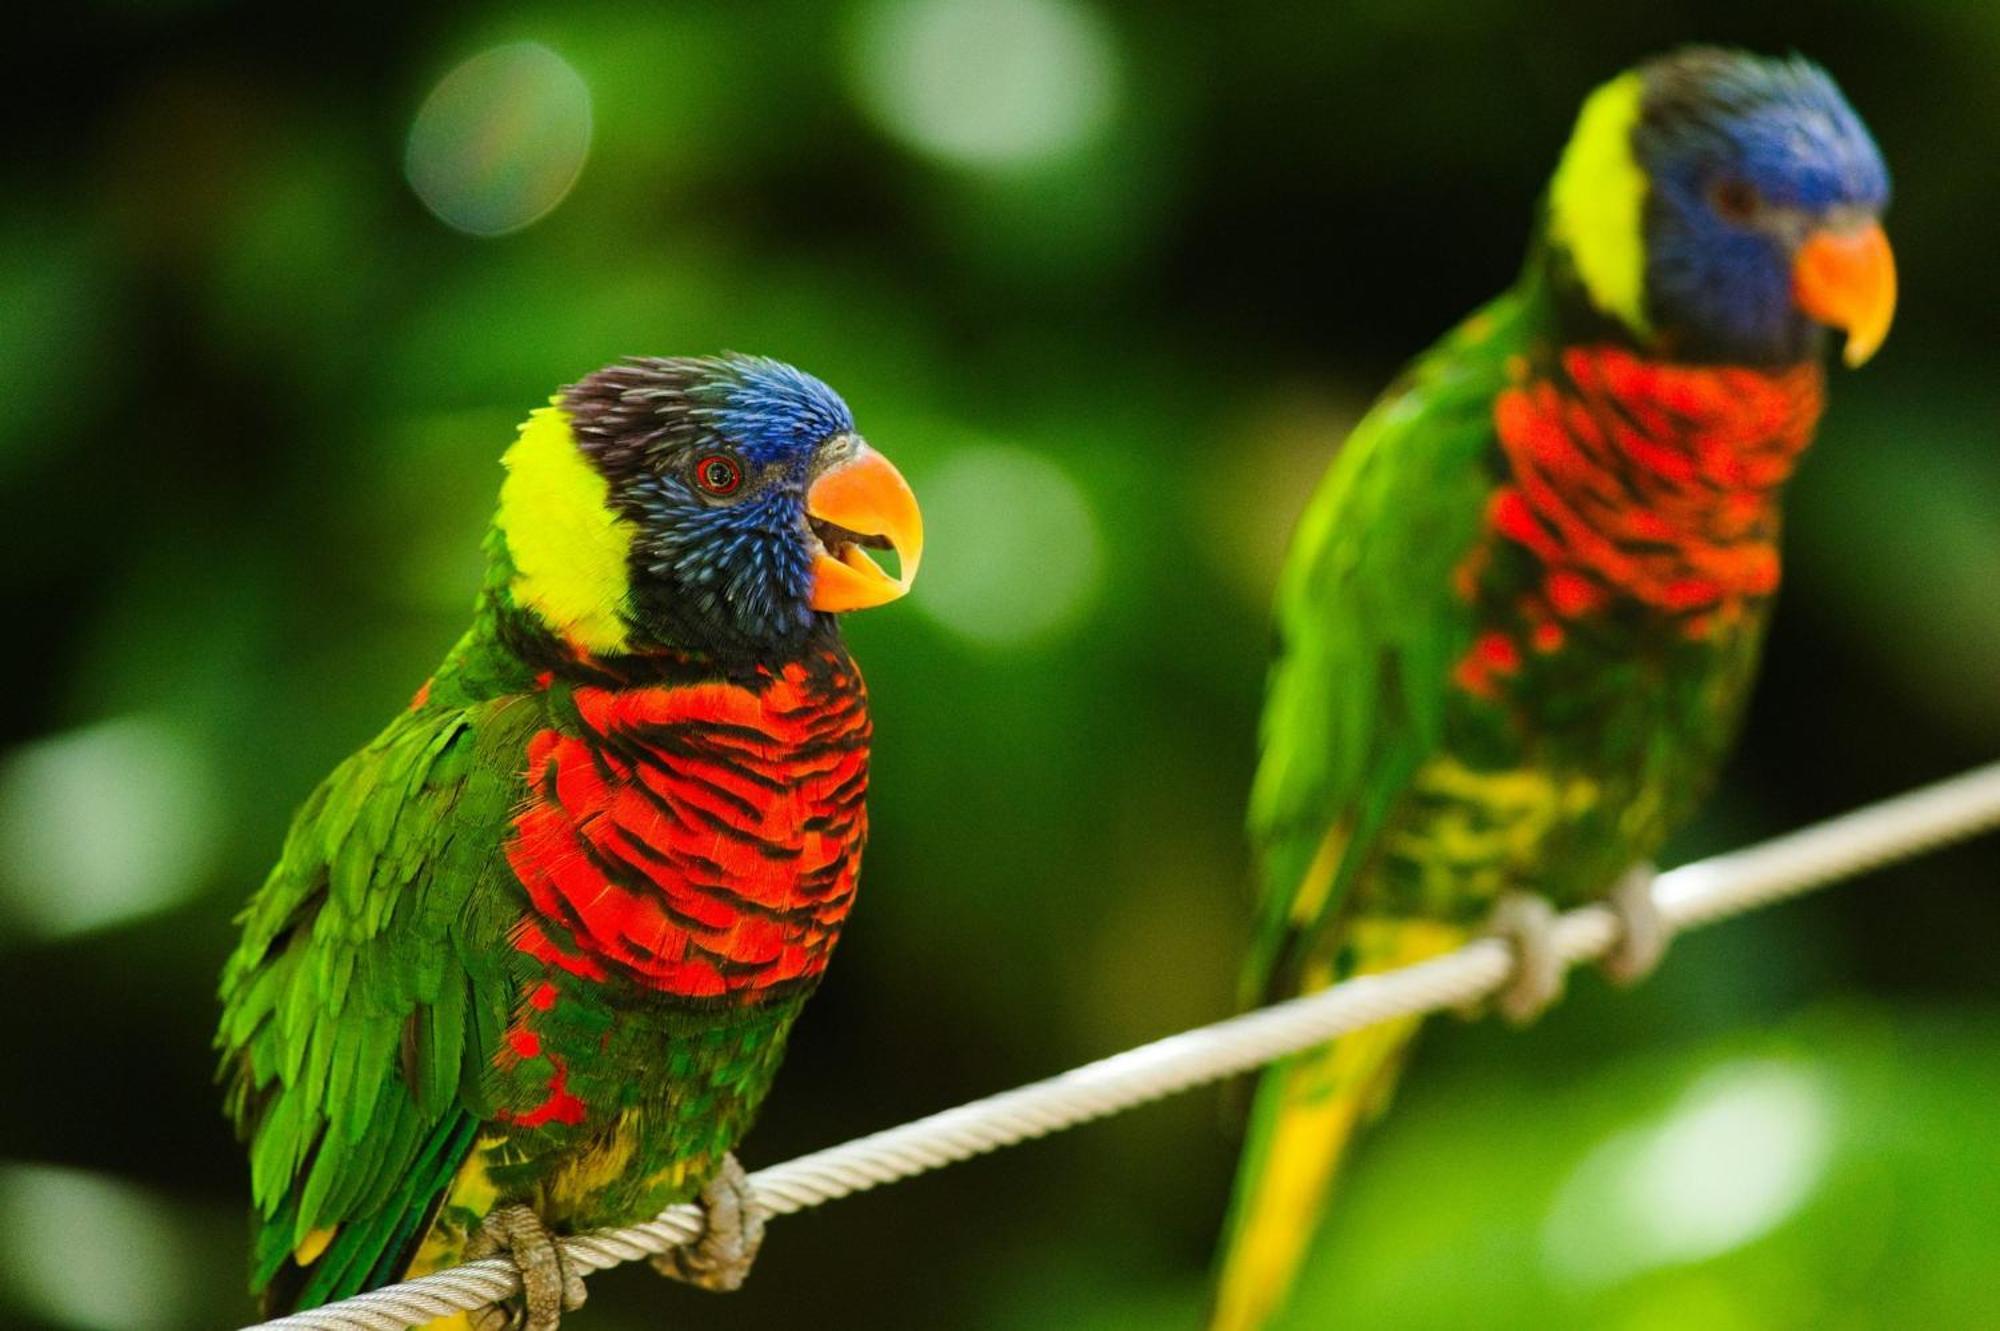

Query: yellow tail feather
left=1211, top=920, right=1465, bottom=1331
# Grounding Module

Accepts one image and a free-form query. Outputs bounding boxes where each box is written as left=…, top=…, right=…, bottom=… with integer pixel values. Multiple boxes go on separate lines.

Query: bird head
left=493, top=355, right=922, bottom=661
left=1544, top=47, right=1894, bottom=367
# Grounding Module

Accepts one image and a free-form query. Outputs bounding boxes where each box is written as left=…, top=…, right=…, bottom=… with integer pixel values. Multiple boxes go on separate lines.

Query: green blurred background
left=4, top=2, right=1997, bottom=1328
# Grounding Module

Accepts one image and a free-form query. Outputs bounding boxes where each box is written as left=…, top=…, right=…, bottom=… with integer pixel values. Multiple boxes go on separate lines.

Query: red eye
left=693, top=453, right=743, bottom=496
left=1710, top=178, right=1763, bottom=224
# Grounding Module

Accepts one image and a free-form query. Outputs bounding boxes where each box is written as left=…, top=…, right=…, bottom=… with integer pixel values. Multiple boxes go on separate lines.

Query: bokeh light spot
left=0, top=714, right=219, bottom=939
left=849, top=0, right=1120, bottom=171
left=0, top=1163, right=193, bottom=1330
left=913, top=444, right=1102, bottom=647
left=1542, top=1060, right=1835, bottom=1288
left=405, top=42, right=592, bottom=236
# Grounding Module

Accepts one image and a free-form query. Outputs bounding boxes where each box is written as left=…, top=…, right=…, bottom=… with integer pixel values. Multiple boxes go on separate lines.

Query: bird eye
left=1710, top=178, right=1763, bottom=225
left=693, top=453, right=744, bottom=496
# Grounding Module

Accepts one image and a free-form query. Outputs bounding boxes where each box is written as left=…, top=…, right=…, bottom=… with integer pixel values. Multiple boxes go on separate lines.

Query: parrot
left=217, top=355, right=924, bottom=1331
left=1212, top=48, right=1895, bottom=1331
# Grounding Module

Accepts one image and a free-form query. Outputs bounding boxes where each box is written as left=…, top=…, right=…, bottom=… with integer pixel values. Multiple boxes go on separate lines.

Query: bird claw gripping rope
left=650, top=1154, right=767, bottom=1293
left=466, top=1205, right=588, bottom=1331
left=1486, top=864, right=1670, bottom=1026
left=1600, top=864, right=1671, bottom=986
left=1486, top=892, right=1567, bottom=1025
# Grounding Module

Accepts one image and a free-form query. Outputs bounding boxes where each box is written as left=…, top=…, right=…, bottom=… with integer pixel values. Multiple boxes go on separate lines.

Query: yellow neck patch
left=1547, top=71, right=1651, bottom=336
left=496, top=402, right=634, bottom=655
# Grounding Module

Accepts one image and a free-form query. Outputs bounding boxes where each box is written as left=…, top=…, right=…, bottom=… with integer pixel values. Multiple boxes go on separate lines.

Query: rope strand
left=247, top=759, right=2000, bottom=1331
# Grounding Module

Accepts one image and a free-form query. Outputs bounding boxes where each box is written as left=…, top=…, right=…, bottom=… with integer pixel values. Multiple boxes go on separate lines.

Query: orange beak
left=1793, top=218, right=1897, bottom=368
left=805, top=440, right=923, bottom=613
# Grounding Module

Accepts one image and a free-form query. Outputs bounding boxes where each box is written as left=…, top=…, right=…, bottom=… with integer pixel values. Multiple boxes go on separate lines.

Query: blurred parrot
left=218, top=356, right=923, bottom=1330
left=1214, top=48, right=1894, bottom=1330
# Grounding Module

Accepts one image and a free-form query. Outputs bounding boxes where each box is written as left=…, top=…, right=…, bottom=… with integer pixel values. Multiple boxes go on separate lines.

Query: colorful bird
left=1213, top=48, right=1894, bottom=1330
left=217, top=356, right=923, bottom=1330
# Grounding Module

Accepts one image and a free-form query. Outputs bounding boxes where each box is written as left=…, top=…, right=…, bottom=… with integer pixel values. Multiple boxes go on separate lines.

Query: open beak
left=1793, top=218, right=1897, bottom=368
left=806, top=441, right=923, bottom=613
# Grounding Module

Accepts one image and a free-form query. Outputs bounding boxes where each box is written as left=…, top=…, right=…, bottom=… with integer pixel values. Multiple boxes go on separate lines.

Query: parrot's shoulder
left=224, top=692, right=540, bottom=965
left=1279, top=286, right=1540, bottom=593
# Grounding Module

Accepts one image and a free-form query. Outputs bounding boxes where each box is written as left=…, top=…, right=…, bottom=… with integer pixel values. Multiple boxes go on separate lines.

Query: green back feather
left=1246, top=283, right=1548, bottom=998
left=217, top=692, right=540, bottom=1310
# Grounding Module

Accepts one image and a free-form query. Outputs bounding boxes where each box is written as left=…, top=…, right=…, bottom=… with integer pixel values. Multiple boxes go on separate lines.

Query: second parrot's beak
left=806, top=440, right=923, bottom=612
left=1793, top=218, right=1897, bottom=368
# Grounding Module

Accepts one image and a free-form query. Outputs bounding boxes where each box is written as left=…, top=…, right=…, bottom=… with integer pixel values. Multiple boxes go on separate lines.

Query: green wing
left=217, top=694, right=537, bottom=1310
left=1245, top=289, right=1540, bottom=1001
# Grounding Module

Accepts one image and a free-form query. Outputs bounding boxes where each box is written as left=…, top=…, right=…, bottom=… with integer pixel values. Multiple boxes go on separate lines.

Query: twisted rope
left=248, top=760, right=2000, bottom=1331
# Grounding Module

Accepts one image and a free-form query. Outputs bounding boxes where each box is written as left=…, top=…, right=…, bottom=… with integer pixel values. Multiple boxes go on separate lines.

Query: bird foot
left=465, top=1204, right=587, bottom=1331
left=1486, top=891, right=1565, bottom=1025
left=1600, top=864, right=1670, bottom=987
left=651, top=1153, right=766, bottom=1293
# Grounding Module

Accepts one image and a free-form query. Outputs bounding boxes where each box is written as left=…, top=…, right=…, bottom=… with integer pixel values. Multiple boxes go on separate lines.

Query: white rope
left=246, top=760, right=2000, bottom=1331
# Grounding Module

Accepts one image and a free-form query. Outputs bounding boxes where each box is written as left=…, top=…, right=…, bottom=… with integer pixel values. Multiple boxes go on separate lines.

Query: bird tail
left=1209, top=919, right=1465, bottom=1331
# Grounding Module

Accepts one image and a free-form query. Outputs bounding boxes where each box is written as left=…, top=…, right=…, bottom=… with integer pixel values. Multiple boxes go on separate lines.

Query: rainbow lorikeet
left=1213, top=48, right=1894, bottom=1330
left=217, top=356, right=923, bottom=1330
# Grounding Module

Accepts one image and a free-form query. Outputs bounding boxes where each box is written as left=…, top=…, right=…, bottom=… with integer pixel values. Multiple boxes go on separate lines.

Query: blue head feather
left=696, top=358, right=856, bottom=466
left=562, top=355, right=860, bottom=655
left=1633, top=49, right=1888, bottom=364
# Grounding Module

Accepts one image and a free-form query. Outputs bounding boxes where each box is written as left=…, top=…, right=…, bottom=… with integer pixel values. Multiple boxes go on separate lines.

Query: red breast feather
left=506, top=655, right=870, bottom=1001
